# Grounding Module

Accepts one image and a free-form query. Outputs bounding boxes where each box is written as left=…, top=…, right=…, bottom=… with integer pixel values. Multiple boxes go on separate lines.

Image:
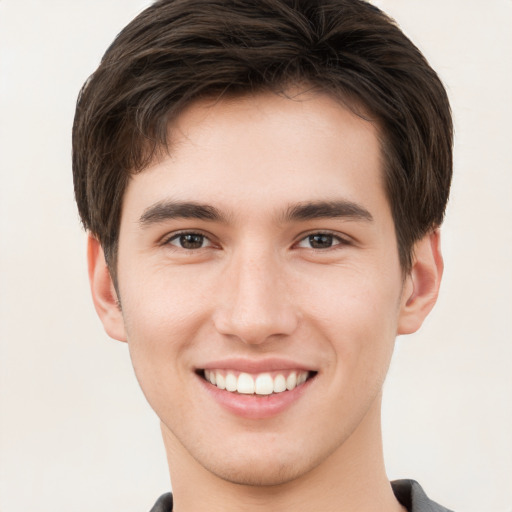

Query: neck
left=163, top=394, right=404, bottom=512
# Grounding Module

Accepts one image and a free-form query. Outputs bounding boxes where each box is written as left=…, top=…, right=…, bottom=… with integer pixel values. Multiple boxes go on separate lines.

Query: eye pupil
left=309, top=234, right=333, bottom=249
left=180, top=234, right=204, bottom=249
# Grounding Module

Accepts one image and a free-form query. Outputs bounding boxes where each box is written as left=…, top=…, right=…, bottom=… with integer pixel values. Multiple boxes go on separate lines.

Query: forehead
left=122, top=90, right=387, bottom=222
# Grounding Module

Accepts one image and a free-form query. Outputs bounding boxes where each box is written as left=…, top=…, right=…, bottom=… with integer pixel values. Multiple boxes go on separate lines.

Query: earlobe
left=397, top=230, right=444, bottom=335
left=87, top=235, right=127, bottom=342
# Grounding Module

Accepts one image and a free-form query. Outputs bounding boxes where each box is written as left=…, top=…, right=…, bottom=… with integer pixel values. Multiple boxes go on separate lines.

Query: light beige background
left=0, top=1, right=511, bottom=510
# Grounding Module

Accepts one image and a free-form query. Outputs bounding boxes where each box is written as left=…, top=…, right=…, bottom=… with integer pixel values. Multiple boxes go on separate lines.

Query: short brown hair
left=73, top=0, right=452, bottom=276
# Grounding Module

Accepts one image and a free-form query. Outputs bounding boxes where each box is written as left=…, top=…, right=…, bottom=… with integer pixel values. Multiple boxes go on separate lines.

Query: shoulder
left=392, top=480, right=453, bottom=512
left=149, top=492, right=173, bottom=512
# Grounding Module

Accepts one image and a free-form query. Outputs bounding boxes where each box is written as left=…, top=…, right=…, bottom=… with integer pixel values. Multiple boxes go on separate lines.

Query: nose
left=213, top=249, right=299, bottom=345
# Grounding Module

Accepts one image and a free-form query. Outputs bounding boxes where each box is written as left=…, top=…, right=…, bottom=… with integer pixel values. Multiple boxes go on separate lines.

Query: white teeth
left=216, top=373, right=226, bottom=390
left=273, top=374, right=287, bottom=393
left=255, top=374, right=274, bottom=395
left=297, top=372, right=307, bottom=386
left=237, top=373, right=255, bottom=394
left=205, top=369, right=311, bottom=395
left=225, top=372, right=237, bottom=392
left=286, top=372, right=297, bottom=390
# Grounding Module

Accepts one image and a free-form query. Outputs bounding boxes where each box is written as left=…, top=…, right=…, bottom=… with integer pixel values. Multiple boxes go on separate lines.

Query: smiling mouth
left=200, top=369, right=316, bottom=396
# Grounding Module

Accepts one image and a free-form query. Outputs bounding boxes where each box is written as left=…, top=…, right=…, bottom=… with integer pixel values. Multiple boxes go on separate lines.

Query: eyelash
left=295, top=231, right=350, bottom=250
left=164, top=231, right=214, bottom=250
left=162, top=230, right=350, bottom=251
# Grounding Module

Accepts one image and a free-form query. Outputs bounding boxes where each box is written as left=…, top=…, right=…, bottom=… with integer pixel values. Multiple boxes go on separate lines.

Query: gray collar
left=392, top=479, right=454, bottom=512
left=149, top=479, right=453, bottom=512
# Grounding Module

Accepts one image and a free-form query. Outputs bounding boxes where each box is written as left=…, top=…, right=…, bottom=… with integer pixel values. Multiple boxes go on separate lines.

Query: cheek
left=118, top=266, right=215, bottom=382
left=298, top=262, right=401, bottom=328
left=295, top=265, right=401, bottom=377
left=121, top=260, right=215, bottom=332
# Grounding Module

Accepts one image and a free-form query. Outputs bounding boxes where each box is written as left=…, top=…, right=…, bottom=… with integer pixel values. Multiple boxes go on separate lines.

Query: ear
left=397, top=230, right=444, bottom=335
left=87, top=235, right=127, bottom=342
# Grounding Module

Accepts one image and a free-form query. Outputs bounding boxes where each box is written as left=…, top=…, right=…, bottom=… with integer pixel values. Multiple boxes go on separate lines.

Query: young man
left=72, top=1, right=453, bottom=511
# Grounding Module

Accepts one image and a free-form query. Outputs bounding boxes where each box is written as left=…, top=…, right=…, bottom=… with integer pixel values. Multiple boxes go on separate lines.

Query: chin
left=205, top=457, right=312, bottom=487
left=191, top=439, right=324, bottom=487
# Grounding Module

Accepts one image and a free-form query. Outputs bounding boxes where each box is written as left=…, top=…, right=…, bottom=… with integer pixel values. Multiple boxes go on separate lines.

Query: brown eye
left=168, top=233, right=210, bottom=249
left=309, top=234, right=334, bottom=249
left=297, top=232, right=346, bottom=250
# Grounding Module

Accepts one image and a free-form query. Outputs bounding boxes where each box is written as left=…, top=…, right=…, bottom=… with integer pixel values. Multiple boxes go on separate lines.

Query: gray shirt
left=149, top=479, right=453, bottom=511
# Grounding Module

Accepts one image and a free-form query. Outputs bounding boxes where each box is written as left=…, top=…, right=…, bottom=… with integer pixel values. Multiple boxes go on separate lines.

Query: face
left=111, top=91, right=413, bottom=486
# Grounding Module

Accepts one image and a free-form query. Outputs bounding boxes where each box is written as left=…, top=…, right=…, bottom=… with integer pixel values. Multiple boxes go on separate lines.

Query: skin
left=89, top=90, right=443, bottom=512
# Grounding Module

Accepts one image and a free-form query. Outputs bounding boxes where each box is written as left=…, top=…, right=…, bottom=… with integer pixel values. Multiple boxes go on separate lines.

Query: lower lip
left=198, top=374, right=314, bottom=419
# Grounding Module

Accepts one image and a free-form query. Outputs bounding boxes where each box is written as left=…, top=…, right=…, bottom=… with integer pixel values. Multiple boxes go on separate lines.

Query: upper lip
left=198, top=357, right=316, bottom=374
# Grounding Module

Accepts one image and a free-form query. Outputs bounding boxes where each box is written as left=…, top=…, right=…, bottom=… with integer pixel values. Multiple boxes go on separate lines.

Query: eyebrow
left=138, top=198, right=373, bottom=227
left=139, top=200, right=227, bottom=225
left=283, top=200, right=373, bottom=223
